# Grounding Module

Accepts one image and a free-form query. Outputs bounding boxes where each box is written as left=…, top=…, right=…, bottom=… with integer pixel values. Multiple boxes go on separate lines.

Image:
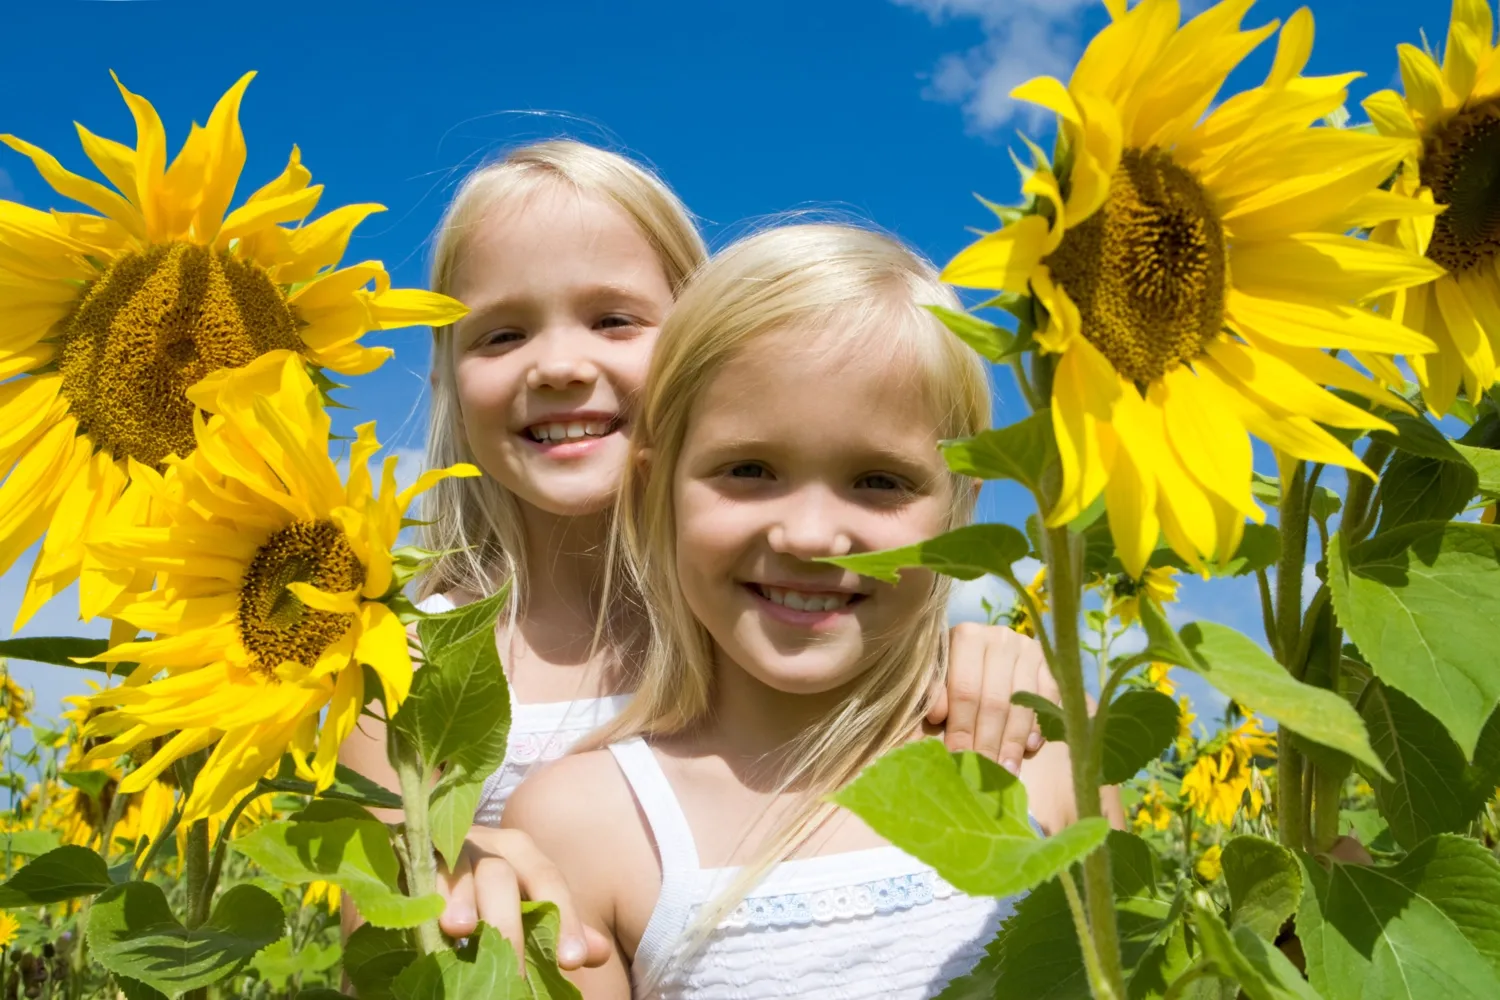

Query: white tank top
left=414, top=594, right=630, bottom=826
left=607, top=738, right=1018, bottom=999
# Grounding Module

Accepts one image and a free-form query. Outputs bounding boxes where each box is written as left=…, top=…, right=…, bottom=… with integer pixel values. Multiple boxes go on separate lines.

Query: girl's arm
left=934, top=623, right=1057, bottom=773
left=502, top=754, right=640, bottom=999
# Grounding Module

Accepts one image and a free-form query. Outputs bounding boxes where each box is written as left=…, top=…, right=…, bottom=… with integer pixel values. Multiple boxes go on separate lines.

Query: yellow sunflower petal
left=0, top=135, right=144, bottom=239
left=110, top=71, right=169, bottom=240
left=1433, top=276, right=1498, bottom=401
left=0, top=420, right=89, bottom=579
left=1230, top=233, right=1446, bottom=303
left=1227, top=290, right=1438, bottom=355
left=1398, top=43, right=1456, bottom=123
left=939, top=214, right=1051, bottom=294
left=73, top=123, right=140, bottom=204
left=355, top=602, right=413, bottom=711
left=310, top=664, right=364, bottom=789
left=1203, top=339, right=1395, bottom=432
left=272, top=202, right=385, bottom=285
left=286, top=582, right=361, bottom=615
left=1048, top=339, right=1118, bottom=524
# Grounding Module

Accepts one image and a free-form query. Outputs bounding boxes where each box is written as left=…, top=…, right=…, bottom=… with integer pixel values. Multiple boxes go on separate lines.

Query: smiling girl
left=340, top=142, right=1062, bottom=970
left=502, top=223, right=1108, bottom=997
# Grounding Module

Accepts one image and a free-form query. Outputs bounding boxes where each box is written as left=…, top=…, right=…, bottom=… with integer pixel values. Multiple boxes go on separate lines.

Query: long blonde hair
left=596, top=223, right=991, bottom=954
left=419, top=140, right=708, bottom=606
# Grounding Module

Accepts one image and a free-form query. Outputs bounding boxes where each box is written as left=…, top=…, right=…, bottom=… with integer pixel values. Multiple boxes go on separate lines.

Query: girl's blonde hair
left=419, top=140, right=709, bottom=605
left=594, top=222, right=991, bottom=958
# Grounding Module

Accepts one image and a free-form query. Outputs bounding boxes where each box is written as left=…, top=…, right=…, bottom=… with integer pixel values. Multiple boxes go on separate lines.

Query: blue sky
left=0, top=0, right=1450, bottom=727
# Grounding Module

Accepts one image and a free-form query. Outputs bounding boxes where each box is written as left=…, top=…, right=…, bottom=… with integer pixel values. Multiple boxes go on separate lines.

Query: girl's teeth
left=529, top=422, right=613, bottom=442
left=760, top=586, right=851, bottom=612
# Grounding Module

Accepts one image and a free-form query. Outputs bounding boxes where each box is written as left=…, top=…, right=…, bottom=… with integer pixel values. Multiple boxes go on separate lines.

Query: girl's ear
left=635, top=447, right=654, bottom=472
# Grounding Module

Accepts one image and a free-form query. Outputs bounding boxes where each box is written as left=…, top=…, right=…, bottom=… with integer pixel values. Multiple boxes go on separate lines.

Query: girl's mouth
left=745, top=583, right=865, bottom=626
left=523, top=417, right=620, bottom=443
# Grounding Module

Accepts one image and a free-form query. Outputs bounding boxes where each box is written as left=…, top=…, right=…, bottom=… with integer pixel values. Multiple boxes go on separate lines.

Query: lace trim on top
left=718, top=869, right=957, bottom=929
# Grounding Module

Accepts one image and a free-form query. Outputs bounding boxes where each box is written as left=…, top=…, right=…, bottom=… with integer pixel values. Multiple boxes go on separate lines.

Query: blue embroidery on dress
left=720, top=871, right=955, bottom=929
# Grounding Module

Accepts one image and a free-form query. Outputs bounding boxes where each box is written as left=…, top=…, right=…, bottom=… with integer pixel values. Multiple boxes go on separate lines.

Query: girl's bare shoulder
left=503, top=749, right=647, bottom=851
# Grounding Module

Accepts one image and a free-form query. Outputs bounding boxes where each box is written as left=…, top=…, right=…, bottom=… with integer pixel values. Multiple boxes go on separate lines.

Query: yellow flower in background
left=79, top=352, right=478, bottom=820
left=1133, top=780, right=1174, bottom=833
left=1111, top=566, right=1180, bottom=627
left=942, top=0, right=1443, bottom=577
left=304, top=880, right=342, bottom=915
left=1182, top=713, right=1276, bottom=826
left=0, top=72, right=469, bottom=633
left=0, top=670, right=29, bottom=728
left=1146, top=662, right=1176, bottom=696
left=1362, top=1, right=1500, bottom=415
left=1175, top=696, right=1197, bottom=756
left=0, top=910, right=17, bottom=948
left=1195, top=843, right=1224, bottom=881
left=1010, top=567, right=1049, bottom=637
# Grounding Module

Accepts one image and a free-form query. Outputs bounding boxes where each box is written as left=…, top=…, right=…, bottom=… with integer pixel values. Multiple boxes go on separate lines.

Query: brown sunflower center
left=1421, top=98, right=1500, bottom=275
left=1044, top=148, right=1227, bottom=385
left=238, top=520, right=365, bottom=674
left=57, top=241, right=303, bottom=468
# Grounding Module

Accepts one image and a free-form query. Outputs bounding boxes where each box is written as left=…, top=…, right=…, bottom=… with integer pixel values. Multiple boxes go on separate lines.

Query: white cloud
left=894, top=0, right=1097, bottom=132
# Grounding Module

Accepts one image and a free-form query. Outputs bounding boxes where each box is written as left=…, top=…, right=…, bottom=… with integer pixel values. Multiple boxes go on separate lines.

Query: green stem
left=1311, top=761, right=1344, bottom=853
left=1342, top=441, right=1392, bottom=545
left=136, top=795, right=184, bottom=875
left=1255, top=568, right=1276, bottom=655
left=1060, top=870, right=1122, bottom=1000
left=1044, top=524, right=1127, bottom=999
left=199, top=786, right=268, bottom=923
left=1163, top=962, right=1214, bottom=1000
left=1278, top=739, right=1306, bottom=853
left=185, top=819, right=211, bottom=927
left=1010, top=357, right=1042, bottom=412
left=394, top=744, right=445, bottom=955
left=1275, top=463, right=1309, bottom=672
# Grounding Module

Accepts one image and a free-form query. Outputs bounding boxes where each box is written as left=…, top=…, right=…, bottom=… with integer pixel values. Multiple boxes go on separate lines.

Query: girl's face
left=672, top=325, right=953, bottom=696
left=450, top=184, right=674, bottom=517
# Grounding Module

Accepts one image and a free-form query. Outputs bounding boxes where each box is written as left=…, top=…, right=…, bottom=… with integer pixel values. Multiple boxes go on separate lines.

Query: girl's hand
left=438, top=825, right=613, bottom=972
left=932, top=623, right=1057, bottom=775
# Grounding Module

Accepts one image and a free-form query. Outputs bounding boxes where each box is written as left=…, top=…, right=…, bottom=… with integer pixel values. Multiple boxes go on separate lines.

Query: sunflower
left=1008, top=566, right=1048, bottom=636
left=1109, top=565, right=1179, bottom=626
left=78, top=351, right=478, bottom=820
left=0, top=669, right=29, bottom=727
left=0, top=72, right=468, bottom=631
left=0, top=910, right=16, bottom=948
left=1132, top=780, right=1173, bottom=833
left=942, top=0, right=1445, bottom=576
left=1362, top=1, right=1500, bottom=415
left=1194, top=842, right=1224, bottom=881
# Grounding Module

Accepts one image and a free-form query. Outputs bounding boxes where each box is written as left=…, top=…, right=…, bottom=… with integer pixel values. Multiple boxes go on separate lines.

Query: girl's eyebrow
left=455, top=283, right=663, bottom=325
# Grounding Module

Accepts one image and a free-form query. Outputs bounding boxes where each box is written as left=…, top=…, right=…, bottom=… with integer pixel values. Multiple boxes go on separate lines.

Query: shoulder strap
left=607, top=739, right=701, bottom=873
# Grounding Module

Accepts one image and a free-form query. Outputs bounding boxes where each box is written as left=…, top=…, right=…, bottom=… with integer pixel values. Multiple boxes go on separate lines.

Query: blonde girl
left=504, top=223, right=1111, bottom=998
left=340, top=143, right=1060, bottom=971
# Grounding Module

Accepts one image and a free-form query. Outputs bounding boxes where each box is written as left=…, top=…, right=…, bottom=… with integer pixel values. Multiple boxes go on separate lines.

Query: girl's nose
left=526, top=355, right=600, bottom=390
left=767, top=492, right=854, bottom=561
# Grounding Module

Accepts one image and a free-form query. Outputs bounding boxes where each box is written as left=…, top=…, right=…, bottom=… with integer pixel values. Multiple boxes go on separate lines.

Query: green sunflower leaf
left=229, top=800, right=443, bottom=930
left=819, top=523, right=1031, bottom=585
left=0, top=829, right=61, bottom=856
left=1221, top=835, right=1301, bottom=942
left=391, top=922, right=529, bottom=1000
left=1152, top=617, right=1386, bottom=778
left=1100, top=690, right=1179, bottom=785
left=832, top=739, right=1108, bottom=899
left=1192, top=898, right=1321, bottom=1000
left=1329, top=521, right=1500, bottom=756
left=1298, top=835, right=1500, bottom=999
left=1359, top=680, right=1494, bottom=850
left=87, top=882, right=285, bottom=995
left=344, top=925, right=417, bottom=1000
left=0, top=844, right=112, bottom=906
left=1375, top=452, right=1477, bottom=532
left=925, top=304, right=1019, bottom=362
left=940, top=410, right=1057, bottom=495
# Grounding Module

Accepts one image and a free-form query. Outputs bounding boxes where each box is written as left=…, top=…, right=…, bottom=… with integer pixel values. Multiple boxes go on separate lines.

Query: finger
left=482, top=830, right=594, bottom=971
left=925, top=676, right=949, bottom=726
left=471, top=855, right=526, bottom=977
left=583, top=925, right=614, bottom=967
left=943, top=624, right=985, bottom=752
left=1028, top=659, right=1061, bottom=756
left=438, top=853, right=478, bottom=938
left=971, top=636, right=1017, bottom=766
left=997, top=647, right=1043, bottom=772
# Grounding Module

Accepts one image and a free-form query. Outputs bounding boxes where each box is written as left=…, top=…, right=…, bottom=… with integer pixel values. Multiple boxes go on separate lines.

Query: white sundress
left=608, top=737, right=1021, bottom=999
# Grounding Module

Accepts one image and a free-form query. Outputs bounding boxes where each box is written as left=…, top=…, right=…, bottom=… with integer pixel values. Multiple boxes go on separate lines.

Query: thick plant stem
left=395, top=747, right=445, bottom=955
left=185, top=820, right=211, bottom=927
left=1060, top=870, right=1121, bottom=1000
left=1311, top=763, right=1343, bottom=852
left=1278, top=740, right=1306, bottom=851
left=1044, top=524, right=1126, bottom=1000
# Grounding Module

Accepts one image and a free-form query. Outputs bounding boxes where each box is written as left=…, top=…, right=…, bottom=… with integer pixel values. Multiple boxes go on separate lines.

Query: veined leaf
left=1221, top=836, right=1301, bottom=941
left=344, top=925, right=417, bottom=1000
left=1298, top=835, right=1500, bottom=999
left=1141, top=606, right=1385, bottom=778
left=1360, top=681, right=1493, bottom=850
left=522, top=902, right=584, bottom=999
left=926, top=304, right=1018, bottom=362
left=87, top=882, right=284, bottom=995
left=940, top=411, right=1056, bottom=495
left=1192, top=899, right=1321, bottom=1000
left=1100, top=690, right=1178, bottom=785
left=1376, top=452, right=1477, bottom=533
left=0, top=830, right=61, bottom=856
left=832, top=739, right=1108, bottom=898
left=820, top=523, right=1030, bottom=585
left=1329, top=521, right=1500, bottom=756
left=0, top=845, right=112, bottom=906
left=392, top=923, right=528, bottom=1000
left=229, top=800, right=443, bottom=930
left=260, top=758, right=404, bottom=811
left=251, top=937, right=342, bottom=990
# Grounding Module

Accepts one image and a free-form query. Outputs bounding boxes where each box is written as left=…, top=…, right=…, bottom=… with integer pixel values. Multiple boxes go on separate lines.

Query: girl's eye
left=598, top=314, right=639, bottom=331
left=727, top=462, right=770, bottom=480
left=857, top=473, right=907, bottom=492
left=477, top=329, right=524, bottom=348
